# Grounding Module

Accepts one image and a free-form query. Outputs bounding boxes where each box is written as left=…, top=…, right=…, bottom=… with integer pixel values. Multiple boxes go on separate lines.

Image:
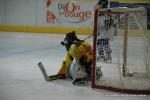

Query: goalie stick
left=83, top=34, right=93, bottom=40
left=38, top=62, right=65, bottom=81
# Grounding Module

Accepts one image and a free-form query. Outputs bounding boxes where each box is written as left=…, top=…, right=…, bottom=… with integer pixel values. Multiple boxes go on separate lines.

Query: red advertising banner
left=46, top=0, right=96, bottom=27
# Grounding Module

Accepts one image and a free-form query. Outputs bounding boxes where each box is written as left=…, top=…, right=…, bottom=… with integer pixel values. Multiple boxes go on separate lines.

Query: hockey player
left=38, top=31, right=103, bottom=85
left=58, top=31, right=103, bottom=85
left=58, top=31, right=92, bottom=85
left=96, top=0, right=112, bottom=62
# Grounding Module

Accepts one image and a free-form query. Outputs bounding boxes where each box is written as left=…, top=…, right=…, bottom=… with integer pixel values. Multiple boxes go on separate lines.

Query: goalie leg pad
left=57, top=61, right=67, bottom=75
left=70, top=58, right=88, bottom=85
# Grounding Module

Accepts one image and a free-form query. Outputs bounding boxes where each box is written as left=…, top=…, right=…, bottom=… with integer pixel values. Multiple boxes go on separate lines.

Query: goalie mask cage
left=92, top=7, right=150, bottom=94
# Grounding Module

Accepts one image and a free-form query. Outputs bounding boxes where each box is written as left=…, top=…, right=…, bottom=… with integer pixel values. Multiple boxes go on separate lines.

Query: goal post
left=92, top=7, right=150, bottom=94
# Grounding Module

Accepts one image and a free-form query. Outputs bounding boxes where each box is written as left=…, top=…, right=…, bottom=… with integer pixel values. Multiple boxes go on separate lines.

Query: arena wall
left=0, top=0, right=149, bottom=35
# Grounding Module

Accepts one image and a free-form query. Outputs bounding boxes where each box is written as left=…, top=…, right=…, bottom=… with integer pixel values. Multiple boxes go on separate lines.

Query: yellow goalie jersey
left=57, top=40, right=93, bottom=78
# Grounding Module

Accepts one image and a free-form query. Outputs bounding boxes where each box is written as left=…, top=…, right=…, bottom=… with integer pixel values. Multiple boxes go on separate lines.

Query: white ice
left=0, top=32, right=149, bottom=100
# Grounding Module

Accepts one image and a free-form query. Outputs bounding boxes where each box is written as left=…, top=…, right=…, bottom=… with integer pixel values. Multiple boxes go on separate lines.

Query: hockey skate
left=96, top=54, right=105, bottom=62
left=96, top=67, right=103, bottom=80
left=104, top=52, right=112, bottom=63
left=72, top=77, right=88, bottom=85
left=72, top=67, right=103, bottom=85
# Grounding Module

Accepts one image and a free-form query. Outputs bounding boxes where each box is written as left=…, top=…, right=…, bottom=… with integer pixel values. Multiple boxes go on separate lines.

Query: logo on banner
left=58, top=1, right=92, bottom=23
left=47, top=0, right=60, bottom=24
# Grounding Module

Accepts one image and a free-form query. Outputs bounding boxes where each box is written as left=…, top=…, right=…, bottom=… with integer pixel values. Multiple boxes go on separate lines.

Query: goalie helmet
left=97, top=0, right=108, bottom=8
left=61, top=31, right=81, bottom=51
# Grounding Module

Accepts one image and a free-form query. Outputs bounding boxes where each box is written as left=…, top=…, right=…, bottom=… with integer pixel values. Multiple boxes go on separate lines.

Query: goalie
left=58, top=31, right=103, bottom=85
left=96, top=0, right=112, bottom=62
left=38, top=31, right=103, bottom=85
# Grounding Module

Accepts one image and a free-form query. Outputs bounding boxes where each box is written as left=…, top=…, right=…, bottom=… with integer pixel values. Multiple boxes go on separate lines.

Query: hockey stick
left=83, top=34, right=93, bottom=40
left=38, top=62, right=65, bottom=81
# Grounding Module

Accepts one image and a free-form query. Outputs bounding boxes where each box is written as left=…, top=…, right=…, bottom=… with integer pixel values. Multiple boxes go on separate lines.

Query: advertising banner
left=46, top=0, right=96, bottom=27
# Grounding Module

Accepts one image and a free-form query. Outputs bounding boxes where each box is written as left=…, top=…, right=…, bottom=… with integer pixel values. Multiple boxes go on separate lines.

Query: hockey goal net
left=92, top=7, right=150, bottom=94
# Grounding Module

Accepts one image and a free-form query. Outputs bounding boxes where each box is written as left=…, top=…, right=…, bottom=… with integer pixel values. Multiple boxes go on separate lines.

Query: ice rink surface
left=0, top=32, right=149, bottom=100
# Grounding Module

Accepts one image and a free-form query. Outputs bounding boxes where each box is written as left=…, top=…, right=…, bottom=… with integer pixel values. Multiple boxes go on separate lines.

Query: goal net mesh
left=92, top=7, right=150, bottom=94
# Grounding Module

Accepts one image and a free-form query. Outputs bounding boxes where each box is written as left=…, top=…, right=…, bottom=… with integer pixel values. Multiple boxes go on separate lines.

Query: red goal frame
left=91, top=8, right=150, bottom=94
